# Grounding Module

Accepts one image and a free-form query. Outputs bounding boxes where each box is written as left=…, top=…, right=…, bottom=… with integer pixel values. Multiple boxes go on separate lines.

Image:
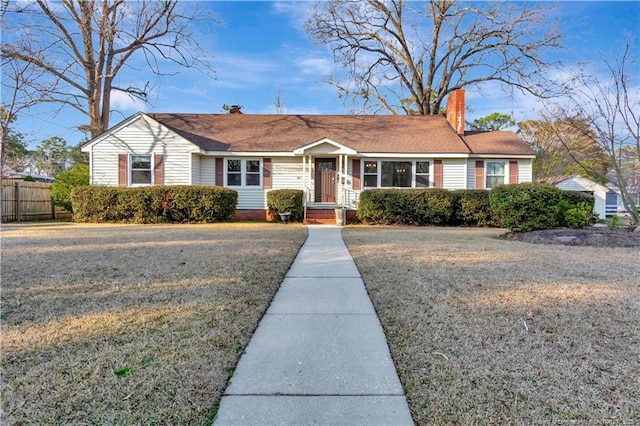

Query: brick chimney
left=446, top=89, right=465, bottom=134
left=229, top=105, right=243, bottom=114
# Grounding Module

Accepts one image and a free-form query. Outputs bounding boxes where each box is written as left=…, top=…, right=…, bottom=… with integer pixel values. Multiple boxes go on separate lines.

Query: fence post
left=15, top=180, right=21, bottom=222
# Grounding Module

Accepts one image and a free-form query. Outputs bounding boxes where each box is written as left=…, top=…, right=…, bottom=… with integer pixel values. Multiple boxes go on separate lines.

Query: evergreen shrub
left=71, top=185, right=237, bottom=223
left=267, top=189, right=304, bottom=222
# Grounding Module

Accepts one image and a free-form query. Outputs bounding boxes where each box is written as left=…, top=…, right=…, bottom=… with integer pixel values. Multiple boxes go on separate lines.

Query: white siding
left=272, top=157, right=303, bottom=190
left=517, top=159, right=533, bottom=183
left=191, top=154, right=200, bottom=185
left=200, top=156, right=216, bottom=185
left=442, top=159, right=466, bottom=189
left=89, top=115, right=197, bottom=186
left=236, top=189, right=267, bottom=209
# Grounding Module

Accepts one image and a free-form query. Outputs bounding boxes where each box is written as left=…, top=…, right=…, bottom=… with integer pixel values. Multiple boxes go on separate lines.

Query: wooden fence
left=1, top=180, right=72, bottom=222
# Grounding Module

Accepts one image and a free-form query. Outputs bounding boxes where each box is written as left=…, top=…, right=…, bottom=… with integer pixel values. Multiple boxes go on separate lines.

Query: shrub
left=357, top=189, right=455, bottom=225
left=556, top=191, right=597, bottom=228
left=489, top=183, right=563, bottom=232
left=267, top=189, right=304, bottom=222
left=556, top=197, right=598, bottom=229
left=452, top=189, right=494, bottom=227
left=410, top=189, right=455, bottom=225
left=23, top=175, right=37, bottom=182
left=562, top=203, right=598, bottom=229
left=51, top=164, right=90, bottom=211
left=71, top=185, right=237, bottom=223
left=561, top=190, right=595, bottom=207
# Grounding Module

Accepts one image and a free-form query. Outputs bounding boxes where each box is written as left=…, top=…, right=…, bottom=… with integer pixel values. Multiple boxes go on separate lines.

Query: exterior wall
left=442, top=159, right=467, bottom=189
left=200, top=156, right=216, bottom=185
left=89, top=116, right=196, bottom=186
left=191, top=154, right=200, bottom=185
left=236, top=189, right=267, bottom=210
left=272, top=157, right=304, bottom=190
left=466, top=159, right=533, bottom=188
left=555, top=177, right=607, bottom=219
left=518, top=159, right=533, bottom=183
left=233, top=209, right=273, bottom=221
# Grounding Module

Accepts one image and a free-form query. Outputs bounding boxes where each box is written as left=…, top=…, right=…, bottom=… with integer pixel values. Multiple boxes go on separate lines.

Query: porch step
left=304, top=209, right=336, bottom=225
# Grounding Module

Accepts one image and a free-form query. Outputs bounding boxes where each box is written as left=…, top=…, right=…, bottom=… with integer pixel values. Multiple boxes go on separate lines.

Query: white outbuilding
left=553, top=174, right=618, bottom=220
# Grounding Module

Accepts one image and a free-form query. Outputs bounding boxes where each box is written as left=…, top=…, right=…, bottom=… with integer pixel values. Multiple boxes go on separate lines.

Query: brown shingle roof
left=462, top=130, right=535, bottom=155
left=148, top=113, right=534, bottom=156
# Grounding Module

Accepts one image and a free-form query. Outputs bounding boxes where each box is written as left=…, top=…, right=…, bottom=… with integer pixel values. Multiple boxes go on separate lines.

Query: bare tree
left=545, top=44, right=639, bottom=227
left=305, top=0, right=562, bottom=115
left=1, top=0, right=214, bottom=138
left=273, top=90, right=286, bottom=114
left=1, top=59, right=53, bottom=176
left=518, top=118, right=611, bottom=183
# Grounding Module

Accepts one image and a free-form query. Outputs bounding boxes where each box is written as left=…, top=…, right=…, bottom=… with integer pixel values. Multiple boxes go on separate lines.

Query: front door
left=315, top=158, right=336, bottom=203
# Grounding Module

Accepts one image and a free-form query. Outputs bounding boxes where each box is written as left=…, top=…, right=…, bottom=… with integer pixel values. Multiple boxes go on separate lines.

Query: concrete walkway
left=214, top=226, right=413, bottom=426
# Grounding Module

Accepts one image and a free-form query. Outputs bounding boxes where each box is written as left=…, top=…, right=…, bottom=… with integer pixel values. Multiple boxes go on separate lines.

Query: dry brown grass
left=1, top=222, right=306, bottom=425
left=343, top=226, right=640, bottom=424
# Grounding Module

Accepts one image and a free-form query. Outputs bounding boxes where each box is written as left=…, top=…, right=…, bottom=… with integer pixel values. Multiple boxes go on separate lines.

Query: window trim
left=485, top=160, right=507, bottom=189
left=363, top=160, right=379, bottom=188
left=129, top=154, right=153, bottom=186
left=361, top=160, right=432, bottom=189
left=415, top=161, right=431, bottom=188
left=224, top=158, right=263, bottom=188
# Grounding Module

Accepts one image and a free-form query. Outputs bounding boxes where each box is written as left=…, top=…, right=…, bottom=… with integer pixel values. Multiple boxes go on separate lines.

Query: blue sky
left=6, top=0, right=639, bottom=149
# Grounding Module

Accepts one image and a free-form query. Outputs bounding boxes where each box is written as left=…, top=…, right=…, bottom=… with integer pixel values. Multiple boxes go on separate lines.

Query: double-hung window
left=131, top=155, right=152, bottom=185
left=415, top=161, right=430, bottom=187
left=226, top=159, right=261, bottom=187
left=363, top=161, right=378, bottom=187
left=485, top=161, right=506, bottom=189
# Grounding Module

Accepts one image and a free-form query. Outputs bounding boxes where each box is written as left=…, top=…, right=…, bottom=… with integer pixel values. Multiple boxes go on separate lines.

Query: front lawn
left=1, top=222, right=306, bottom=424
left=343, top=226, right=639, bottom=424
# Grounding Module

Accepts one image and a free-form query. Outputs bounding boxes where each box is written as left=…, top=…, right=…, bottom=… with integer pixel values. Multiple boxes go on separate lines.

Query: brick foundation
left=233, top=208, right=358, bottom=224
left=233, top=209, right=273, bottom=221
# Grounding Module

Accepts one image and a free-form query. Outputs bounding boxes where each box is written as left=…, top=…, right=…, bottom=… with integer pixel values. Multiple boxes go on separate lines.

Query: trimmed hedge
left=357, top=184, right=598, bottom=231
left=267, top=189, right=304, bottom=222
left=357, top=189, right=455, bottom=225
left=71, top=186, right=238, bottom=223
left=489, top=183, right=563, bottom=232
left=452, top=189, right=494, bottom=227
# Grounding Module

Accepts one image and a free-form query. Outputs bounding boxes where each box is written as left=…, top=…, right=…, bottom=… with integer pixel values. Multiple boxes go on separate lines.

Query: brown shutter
left=475, top=160, right=484, bottom=189
left=433, top=160, right=443, bottom=188
left=118, top=154, right=128, bottom=186
left=352, top=159, right=361, bottom=190
left=509, top=160, right=518, bottom=184
left=215, top=158, right=224, bottom=186
left=153, top=154, right=164, bottom=186
left=263, top=158, right=272, bottom=189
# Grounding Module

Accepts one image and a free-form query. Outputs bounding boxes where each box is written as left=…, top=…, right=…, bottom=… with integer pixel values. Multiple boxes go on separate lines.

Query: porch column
left=302, top=155, right=306, bottom=204
left=308, top=154, right=313, bottom=204
left=342, top=154, right=348, bottom=205
left=338, top=154, right=343, bottom=205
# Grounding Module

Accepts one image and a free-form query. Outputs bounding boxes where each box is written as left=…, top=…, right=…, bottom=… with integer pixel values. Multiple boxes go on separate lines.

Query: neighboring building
left=553, top=174, right=619, bottom=219
left=1, top=169, right=55, bottom=183
left=81, top=90, right=535, bottom=221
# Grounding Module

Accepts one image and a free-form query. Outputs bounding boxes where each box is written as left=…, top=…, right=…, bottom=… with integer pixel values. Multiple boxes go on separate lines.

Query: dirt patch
left=1, top=222, right=307, bottom=425
left=499, top=226, right=640, bottom=247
